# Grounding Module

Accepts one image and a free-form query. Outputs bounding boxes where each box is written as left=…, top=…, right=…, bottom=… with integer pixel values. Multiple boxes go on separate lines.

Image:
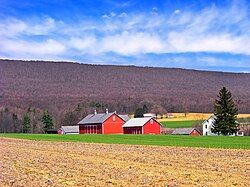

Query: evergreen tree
left=12, top=113, right=18, bottom=132
left=42, top=110, right=53, bottom=132
left=134, top=108, right=144, bottom=118
left=212, top=87, right=238, bottom=135
left=23, top=113, right=31, bottom=133
left=142, top=104, right=149, bottom=114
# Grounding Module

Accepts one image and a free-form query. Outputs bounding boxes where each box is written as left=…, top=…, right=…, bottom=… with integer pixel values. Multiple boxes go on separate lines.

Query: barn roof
left=61, top=126, right=79, bottom=133
left=171, top=128, right=198, bottom=135
left=119, top=115, right=130, bottom=122
left=122, top=117, right=152, bottom=127
left=78, top=113, right=129, bottom=125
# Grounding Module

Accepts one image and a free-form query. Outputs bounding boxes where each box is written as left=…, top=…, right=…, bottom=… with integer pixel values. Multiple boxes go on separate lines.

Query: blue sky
left=0, top=0, right=249, bottom=72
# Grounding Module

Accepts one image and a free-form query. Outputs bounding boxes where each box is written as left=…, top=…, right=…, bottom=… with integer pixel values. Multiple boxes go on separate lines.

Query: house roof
left=171, top=128, right=199, bottom=135
left=61, top=126, right=79, bottom=133
left=119, top=115, right=130, bottom=122
left=143, top=113, right=156, bottom=118
left=78, top=113, right=129, bottom=125
left=122, top=117, right=152, bottom=127
left=202, top=115, right=216, bottom=125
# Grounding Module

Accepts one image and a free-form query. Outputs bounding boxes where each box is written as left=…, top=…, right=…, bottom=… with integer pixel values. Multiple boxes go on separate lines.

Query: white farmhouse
left=202, top=115, right=244, bottom=136
left=202, top=115, right=217, bottom=136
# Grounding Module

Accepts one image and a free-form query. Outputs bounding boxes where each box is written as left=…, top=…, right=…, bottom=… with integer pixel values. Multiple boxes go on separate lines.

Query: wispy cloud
left=0, top=0, right=249, bottom=71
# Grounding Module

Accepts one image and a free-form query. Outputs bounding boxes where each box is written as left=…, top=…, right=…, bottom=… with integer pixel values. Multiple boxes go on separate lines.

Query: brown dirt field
left=0, top=138, right=249, bottom=187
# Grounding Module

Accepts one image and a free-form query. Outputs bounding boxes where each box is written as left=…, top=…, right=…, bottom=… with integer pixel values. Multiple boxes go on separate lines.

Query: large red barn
left=123, top=117, right=161, bottom=134
left=77, top=110, right=129, bottom=134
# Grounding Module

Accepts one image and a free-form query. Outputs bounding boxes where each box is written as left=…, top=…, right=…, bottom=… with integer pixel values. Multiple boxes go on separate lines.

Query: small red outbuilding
left=171, top=128, right=201, bottom=136
left=123, top=117, right=161, bottom=134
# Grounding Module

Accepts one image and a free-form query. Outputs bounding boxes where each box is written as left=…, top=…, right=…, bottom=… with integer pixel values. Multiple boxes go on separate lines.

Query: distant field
left=159, top=120, right=202, bottom=128
left=158, top=113, right=250, bottom=129
left=1, top=134, right=249, bottom=149
left=158, top=113, right=250, bottom=121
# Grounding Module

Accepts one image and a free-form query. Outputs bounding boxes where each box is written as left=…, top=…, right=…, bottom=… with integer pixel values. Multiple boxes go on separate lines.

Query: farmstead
left=77, top=109, right=129, bottom=134
left=123, top=117, right=162, bottom=134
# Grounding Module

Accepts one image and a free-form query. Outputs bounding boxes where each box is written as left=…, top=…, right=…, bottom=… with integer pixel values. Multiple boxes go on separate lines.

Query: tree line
left=0, top=108, right=54, bottom=133
left=0, top=86, right=244, bottom=136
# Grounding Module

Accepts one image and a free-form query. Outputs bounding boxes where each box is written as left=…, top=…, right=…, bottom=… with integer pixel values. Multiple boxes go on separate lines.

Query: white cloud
left=118, top=12, right=127, bottom=18
left=68, top=32, right=164, bottom=56
left=101, top=31, right=164, bottom=55
left=110, top=12, right=116, bottom=17
left=167, top=32, right=250, bottom=55
left=102, top=14, right=110, bottom=19
left=174, top=9, right=180, bottom=14
left=0, top=19, right=27, bottom=37
left=152, top=7, right=158, bottom=11
left=68, top=36, right=98, bottom=54
left=1, top=39, right=66, bottom=56
left=0, top=0, right=250, bottom=62
left=0, top=17, right=56, bottom=37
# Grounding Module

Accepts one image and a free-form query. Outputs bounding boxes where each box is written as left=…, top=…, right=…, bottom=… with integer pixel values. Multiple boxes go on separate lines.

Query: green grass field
left=159, top=120, right=202, bottom=128
left=0, top=134, right=249, bottom=149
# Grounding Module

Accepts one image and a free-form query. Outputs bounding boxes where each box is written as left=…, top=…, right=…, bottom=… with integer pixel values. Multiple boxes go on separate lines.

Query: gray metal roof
left=119, top=115, right=130, bottom=122
left=78, top=113, right=129, bottom=125
left=171, top=128, right=198, bottom=135
left=122, top=117, right=152, bottom=127
left=61, top=126, right=79, bottom=133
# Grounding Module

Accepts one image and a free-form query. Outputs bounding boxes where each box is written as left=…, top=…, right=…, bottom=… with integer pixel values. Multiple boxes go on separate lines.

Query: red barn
left=77, top=110, right=129, bottom=134
left=171, top=128, right=201, bottom=136
left=123, top=117, right=161, bottom=134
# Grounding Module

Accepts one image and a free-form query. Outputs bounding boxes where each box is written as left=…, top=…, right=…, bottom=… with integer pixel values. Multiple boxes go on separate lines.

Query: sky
left=0, top=0, right=249, bottom=72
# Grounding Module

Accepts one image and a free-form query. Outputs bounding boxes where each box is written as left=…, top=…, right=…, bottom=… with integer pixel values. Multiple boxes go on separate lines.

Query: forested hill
left=1, top=59, right=250, bottom=115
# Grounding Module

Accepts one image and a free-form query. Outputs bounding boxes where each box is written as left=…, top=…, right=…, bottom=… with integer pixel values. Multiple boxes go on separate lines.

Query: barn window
left=113, top=116, right=115, bottom=121
left=206, top=132, right=208, bottom=136
left=150, top=119, right=153, bottom=124
left=205, top=125, right=207, bottom=129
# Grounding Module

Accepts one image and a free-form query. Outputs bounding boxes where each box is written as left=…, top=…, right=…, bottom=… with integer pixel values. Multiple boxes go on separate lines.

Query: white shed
left=60, top=126, right=79, bottom=134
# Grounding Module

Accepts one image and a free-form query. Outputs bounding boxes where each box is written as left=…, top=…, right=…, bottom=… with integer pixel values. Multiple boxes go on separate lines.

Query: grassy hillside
left=1, top=134, right=249, bottom=149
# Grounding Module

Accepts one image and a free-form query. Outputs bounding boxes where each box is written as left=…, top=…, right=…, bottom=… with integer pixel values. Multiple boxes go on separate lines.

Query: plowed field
left=0, top=138, right=249, bottom=186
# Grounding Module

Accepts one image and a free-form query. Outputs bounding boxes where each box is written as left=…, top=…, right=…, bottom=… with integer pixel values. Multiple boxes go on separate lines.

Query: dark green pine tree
left=134, top=108, right=144, bottom=118
left=142, top=104, right=149, bottom=114
left=23, top=113, right=31, bottom=133
left=42, top=110, right=53, bottom=132
left=212, top=87, right=238, bottom=135
left=12, top=113, right=18, bottom=132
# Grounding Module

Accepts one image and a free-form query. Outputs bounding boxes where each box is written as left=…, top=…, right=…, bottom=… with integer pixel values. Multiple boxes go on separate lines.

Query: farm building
left=143, top=113, right=156, bottom=118
left=58, top=126, right=79, bottom=134
left=202, top=115, right=243, bottom=136
left=171, top=128, right=201, bottom=136
left=202, top=115, right=217, bottom=136
left=123, top=117, right=161, bottom=134
left=77, top=109, right=129, bottom=134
